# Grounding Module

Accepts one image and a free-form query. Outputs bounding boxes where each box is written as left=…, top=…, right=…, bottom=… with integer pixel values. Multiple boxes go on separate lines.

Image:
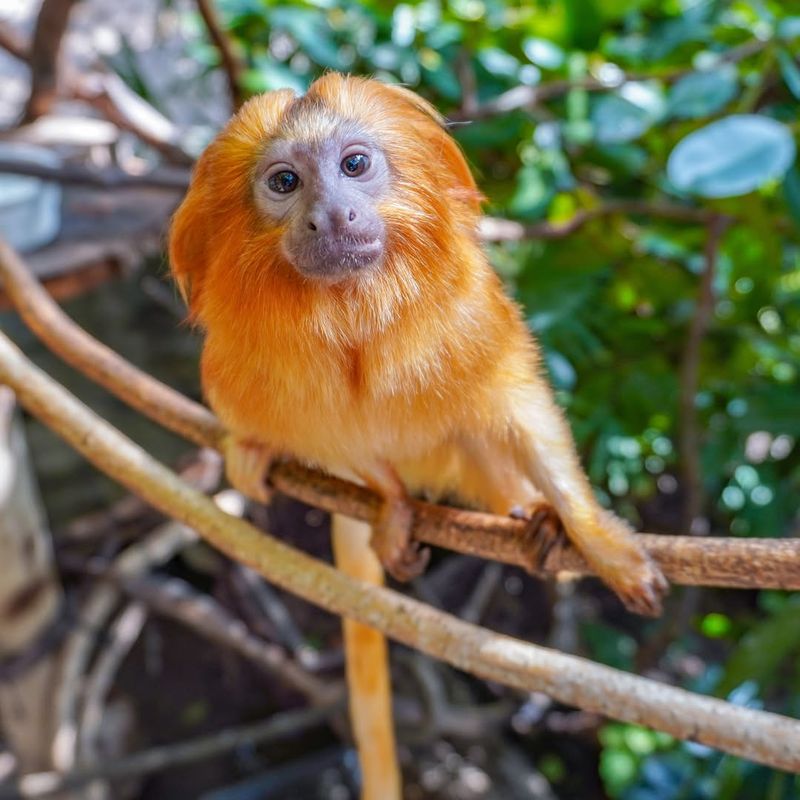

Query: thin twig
left=449, top=37, right=773, bottom=122
left=0, top=331, right=798, bottom=772
left=64, top=561, right=338, bottom=707
left=78, top=600, right=148, bottom=800
left=679, top=215, right=729, bottom=534
left=1, top=241, right=796, bottom=591
left=0, top=160, right=190, bottom=190
left=480, top=202, right=725, bottom=242
left=2, top=704, right=337, bottom=799
left=669, top=214, right=731, bottom=644
left=232, top=565, right=315, bottom=663
left=60, top=448, right=222, bottom=542
left=195, top=0, right=245, bottom=110
left=52, top=521, right=197, bottom=771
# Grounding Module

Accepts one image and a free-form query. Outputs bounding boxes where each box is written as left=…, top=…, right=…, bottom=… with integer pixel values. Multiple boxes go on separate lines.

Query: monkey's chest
left=205, top=337, right=461, bottom=472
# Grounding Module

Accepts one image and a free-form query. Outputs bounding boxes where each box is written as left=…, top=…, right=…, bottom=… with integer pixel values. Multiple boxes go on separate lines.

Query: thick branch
left=22, top=0, right=79, bottom=123
left=1, top=240, right=796, bottom=590
left=70, top=73, right=195, bottom=166
left=0, top=330, right=798, bottom=772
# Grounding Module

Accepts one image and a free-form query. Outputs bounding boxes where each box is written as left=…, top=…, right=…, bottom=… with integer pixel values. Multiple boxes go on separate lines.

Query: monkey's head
left=170, top=73, right=482, bottom=320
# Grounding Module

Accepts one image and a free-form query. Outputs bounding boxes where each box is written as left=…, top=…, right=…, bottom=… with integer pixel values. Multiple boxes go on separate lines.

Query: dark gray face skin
left=254, top=124, right=390, bottom=283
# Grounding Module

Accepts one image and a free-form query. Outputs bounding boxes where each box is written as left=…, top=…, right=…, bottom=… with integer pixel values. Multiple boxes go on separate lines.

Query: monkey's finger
left=384, top=543, right=430, bottom=582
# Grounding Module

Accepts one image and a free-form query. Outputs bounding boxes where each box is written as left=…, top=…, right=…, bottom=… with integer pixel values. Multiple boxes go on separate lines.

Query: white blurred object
left=0, top=143, right=62, bottom=252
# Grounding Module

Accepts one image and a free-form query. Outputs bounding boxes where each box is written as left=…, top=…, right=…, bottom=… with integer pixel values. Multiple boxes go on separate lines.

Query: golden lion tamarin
left=170, top=72, right=668, bottom=799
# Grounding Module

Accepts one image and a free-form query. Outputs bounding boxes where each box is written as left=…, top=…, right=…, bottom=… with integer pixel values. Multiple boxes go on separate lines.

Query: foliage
left=181, top=0, right=800, bottom=796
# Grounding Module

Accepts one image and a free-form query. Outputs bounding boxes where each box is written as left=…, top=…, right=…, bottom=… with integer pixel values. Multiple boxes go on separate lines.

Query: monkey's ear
left=380, top=82, right=483, bottom=211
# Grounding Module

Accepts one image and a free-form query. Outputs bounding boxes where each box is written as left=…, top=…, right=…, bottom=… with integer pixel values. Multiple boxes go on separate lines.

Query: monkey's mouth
left=292, top=236, right=384, bottom=281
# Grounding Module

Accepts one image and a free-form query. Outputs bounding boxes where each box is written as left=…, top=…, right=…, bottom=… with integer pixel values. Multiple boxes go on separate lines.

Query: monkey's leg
left=221, top=434, right=275, bottom=503
left=457, top=438, right=565, bottom=565
left=331, top=514, right=402, bottom=800
left=504, top=388, right=668, bottom=616
left=359, top=462, right=430, bottom=582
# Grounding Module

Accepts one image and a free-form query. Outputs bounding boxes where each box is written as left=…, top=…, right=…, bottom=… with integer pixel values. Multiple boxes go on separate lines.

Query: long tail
left=331, top=513, right=402, bottom=800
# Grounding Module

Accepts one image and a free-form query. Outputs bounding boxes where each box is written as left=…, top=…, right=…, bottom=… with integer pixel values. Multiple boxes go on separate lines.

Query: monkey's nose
left=307, top=206, right=357, bottom=234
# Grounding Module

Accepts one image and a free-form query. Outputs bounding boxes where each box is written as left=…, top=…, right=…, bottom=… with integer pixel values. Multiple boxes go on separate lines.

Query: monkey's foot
left=600, top=549, right=668, bottom=617
left=371, top=498, right=430, bottom=582
left=222, top=435, right=275, bottom=504
left=584, top=511, right=668, bottom=617
left=514, top=506, right=668, bottom=616
left=512, top=504, right=567, bottom=572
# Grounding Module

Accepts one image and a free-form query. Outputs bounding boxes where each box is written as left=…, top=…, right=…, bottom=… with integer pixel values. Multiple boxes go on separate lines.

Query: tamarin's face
left=170, top=74, right=483, bottom=309
left=254, top=119, right=390, bottom=283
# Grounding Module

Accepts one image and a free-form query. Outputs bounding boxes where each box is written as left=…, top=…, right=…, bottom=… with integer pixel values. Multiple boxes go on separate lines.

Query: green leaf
left=667, top=115, right=797, bottom=198
left=784, top=164, right=800, bottom=229
left=522, top=37, right=565, bottom=70
left=592, top=83, right=666, bottom=144
left=667, top=66, right=738, bottom=119
left=718, top=597, right=800, bottom=696
left=777, top=49, right=800, bottom=100
left=777, top=16, right=800, bottom=40
left=269, top=7, right=344, bottom=70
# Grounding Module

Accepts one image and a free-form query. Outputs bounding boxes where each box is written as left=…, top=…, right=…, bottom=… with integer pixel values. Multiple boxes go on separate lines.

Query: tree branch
left=480, top=201, right=725, bottom=242
left=679, top=215, right=729, bottom=534
left=1, top=705, right=337, bottom=799
left=22, top=0, right=80, bottom=123
left=0, top=160, right=190, bottom=190
left=63, top=559, right=338, bottom=707
left=195, top=0, right=245, bottom=110
left=0, top=20, right=28, bottom=61
left=449, top=37, right=773, bottom=122
left=0, top=329, right=798, bottom=772
left=70, top=73, right=195, bottom=166
left=1, top=240, right=796, bottom=591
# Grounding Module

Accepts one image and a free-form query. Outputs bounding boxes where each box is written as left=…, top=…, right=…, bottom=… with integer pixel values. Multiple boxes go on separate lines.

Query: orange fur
left=171, top=72, right=667, bottom=798
left=171, top=74, right=532, bottom=504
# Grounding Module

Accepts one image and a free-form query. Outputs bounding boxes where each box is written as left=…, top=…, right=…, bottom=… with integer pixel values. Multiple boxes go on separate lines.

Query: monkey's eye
left=341, top=153, right=370, bottom=177
left=267, top=170, right=299, bottom=193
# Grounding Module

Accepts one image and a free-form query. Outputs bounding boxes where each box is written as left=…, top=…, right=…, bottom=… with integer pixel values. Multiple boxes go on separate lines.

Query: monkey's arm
left=502, top=382, right=668, bottom=615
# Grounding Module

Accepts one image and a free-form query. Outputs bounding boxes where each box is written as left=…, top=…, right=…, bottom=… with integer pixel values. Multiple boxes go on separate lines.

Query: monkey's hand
left=221, top=434, right=276, bottom=504
left=511, top=501, right=566, bottom=572
left=360, top=462, right=430, bottom=582
left=371, top=495, right=430, bottom=582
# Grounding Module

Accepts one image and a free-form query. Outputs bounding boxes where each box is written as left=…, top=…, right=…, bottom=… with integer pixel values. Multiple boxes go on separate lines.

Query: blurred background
left=0, top=0, right=798, bottom=798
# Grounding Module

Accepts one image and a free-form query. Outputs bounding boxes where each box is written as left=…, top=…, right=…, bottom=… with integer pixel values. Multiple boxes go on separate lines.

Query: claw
left=514, top=504, right=567, bottom=572
left=611, top=555, right=669, bottom=617
left=370, top=494, right=429, bottom=582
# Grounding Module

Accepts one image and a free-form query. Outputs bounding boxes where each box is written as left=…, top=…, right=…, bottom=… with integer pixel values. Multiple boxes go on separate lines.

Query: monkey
left=169, top=73, right=668, bottom=799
